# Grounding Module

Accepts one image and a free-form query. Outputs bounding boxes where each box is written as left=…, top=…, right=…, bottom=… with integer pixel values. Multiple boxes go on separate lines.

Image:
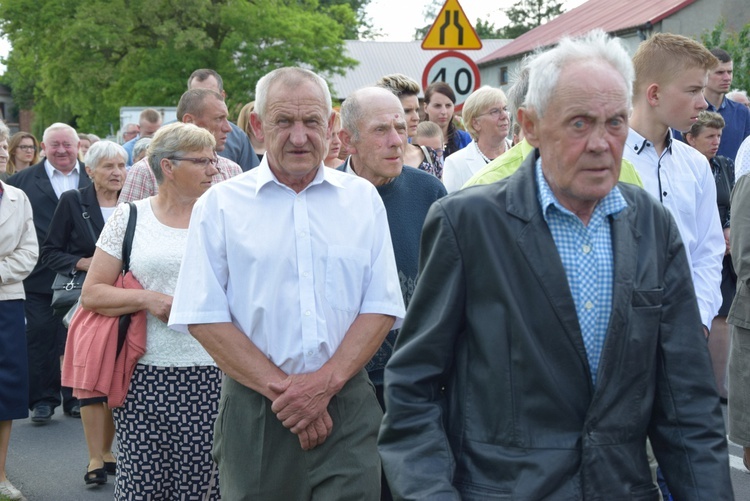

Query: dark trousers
left=25, top=292, right=75, bottom=411
left=214, top=370, right=382, bottom=501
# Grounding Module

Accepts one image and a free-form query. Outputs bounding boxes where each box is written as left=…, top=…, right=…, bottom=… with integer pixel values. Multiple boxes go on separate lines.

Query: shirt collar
left=44, top=159, right=80, bottom=177
left=534, top=157, right=627, bottom=224
left=707, top=97, right=726, bottom=112
left=627, top=128, right=672, bottom=156
left=255, top=156, right=343, bottom=195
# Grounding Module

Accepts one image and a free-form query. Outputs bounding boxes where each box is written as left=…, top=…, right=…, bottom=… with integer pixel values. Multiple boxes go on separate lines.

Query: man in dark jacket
left=378, top=30, right=732, bottom=500
left=7, top=123, right=90, bottom=423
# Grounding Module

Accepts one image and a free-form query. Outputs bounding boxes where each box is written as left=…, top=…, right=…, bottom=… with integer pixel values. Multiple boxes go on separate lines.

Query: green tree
left=413, top=0, right=441, bottom=41
left=700, top=19, right=750, bottom=94
left=319, top=0, right=377, bottom=39
left=0, top=0, right=358, bottom=136
left=474, top=18, right=504, bottom=39
left=501, top=0, right=563, bottom=39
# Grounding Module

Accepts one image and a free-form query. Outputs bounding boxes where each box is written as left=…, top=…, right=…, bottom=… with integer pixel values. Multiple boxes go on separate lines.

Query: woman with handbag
left=81, top=123, right=222, bottom=500
left=0, top=120, right=38, bottom=501
left=41, top=140, right=127, bottom=486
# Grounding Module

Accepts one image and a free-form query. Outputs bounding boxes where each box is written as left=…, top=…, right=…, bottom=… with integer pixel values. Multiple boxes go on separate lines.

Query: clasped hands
left=268, top=369, right=337, bottom=451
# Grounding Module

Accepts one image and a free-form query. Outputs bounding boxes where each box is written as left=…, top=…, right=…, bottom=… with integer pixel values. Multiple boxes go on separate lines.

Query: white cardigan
left=0, top=181, right=38, bottom=301
left=443, top=139, right=512, bottom=193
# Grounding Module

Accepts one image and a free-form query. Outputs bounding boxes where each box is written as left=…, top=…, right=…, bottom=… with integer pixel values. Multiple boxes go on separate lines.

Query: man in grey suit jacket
left=6, top=123, right=90, bottom=424
left=378, top=31, right=732, bottom=500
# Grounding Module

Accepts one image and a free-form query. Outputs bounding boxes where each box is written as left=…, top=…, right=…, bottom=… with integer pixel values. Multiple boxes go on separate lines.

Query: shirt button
left=582, top=244, right=591, bottom=254
left=585, top=301, right=594, bottom=310
left=303, top=271, right=310, bottom=278
left=307, top=350, right=313, bottom=356
left=300, top=231, right=306, bottom=237
left=305, top=310, right=311, bottom=316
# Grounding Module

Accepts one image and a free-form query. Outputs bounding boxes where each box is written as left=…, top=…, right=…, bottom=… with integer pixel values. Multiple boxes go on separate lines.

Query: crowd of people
left=0, top=29, right=749, bottom=500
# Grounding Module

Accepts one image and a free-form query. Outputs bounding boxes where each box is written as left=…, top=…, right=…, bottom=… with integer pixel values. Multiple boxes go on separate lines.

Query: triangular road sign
left=422, top=0, right=482, bottom=50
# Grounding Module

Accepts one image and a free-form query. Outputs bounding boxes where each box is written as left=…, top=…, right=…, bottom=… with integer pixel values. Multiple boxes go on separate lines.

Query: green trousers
left=214, top=370, right=382, bottom=501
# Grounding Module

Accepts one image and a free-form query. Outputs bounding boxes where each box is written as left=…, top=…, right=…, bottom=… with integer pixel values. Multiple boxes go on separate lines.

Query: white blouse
left=97, top=198, right=215, bottom=367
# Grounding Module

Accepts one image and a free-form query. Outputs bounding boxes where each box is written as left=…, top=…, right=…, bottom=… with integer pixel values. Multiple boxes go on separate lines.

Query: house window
left=500, top=66, right=509, bottom=86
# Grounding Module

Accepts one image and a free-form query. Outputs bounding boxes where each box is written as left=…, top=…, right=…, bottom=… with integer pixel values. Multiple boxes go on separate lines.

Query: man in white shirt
left=169, top=67, right=405, bottom=500
left=624, top=33, right=724, bottom=334
left=6, top=123, right=90, bottom=423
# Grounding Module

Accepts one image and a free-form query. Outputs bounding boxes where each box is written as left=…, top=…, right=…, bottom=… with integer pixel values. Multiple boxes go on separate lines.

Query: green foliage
left=0, top=0, right=358, bottom=135
left=474, top=18, right=504, bottom=39
left=700, top=19, right=750, bottom=94
left=502, top=0, right=563, bottom=39
left=319, top=0, right=377, bottom=39
left=413, top=0, right=441, bottom=41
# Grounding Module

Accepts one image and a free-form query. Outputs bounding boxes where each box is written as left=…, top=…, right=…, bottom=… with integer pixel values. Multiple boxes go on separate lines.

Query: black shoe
left=65, top=404, right=81, bottom=418
left=104, top=461, right=116, bottom=475
left=84, top=467, right=107, bottom=486
left=31, top=405, right=53, bottom=424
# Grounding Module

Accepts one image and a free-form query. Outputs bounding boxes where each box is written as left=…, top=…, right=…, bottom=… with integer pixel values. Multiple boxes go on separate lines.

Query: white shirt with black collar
left=623, top=128, right=724, bottom=327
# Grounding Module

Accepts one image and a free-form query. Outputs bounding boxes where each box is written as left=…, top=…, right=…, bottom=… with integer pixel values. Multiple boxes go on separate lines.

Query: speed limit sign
left=422, top=51, right=481, bottom=111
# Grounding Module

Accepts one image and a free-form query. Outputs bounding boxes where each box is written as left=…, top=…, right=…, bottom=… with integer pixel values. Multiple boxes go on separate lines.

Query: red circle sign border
left=421, top=50, right=481, bottom=112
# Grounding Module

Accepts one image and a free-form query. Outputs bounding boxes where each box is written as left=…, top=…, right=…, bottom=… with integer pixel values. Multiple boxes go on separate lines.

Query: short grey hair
left=340, top=87, right=402, bottom=143
left=507, top=56, right=533, bottom=119
left=147, top=122, right=216, bottom=185
left=0, top=120, right=9, bottom=142
left=727, top=89, right=749, bottom=103
left=42, top=123, right=78, bottom=144
left=462, top=86, right=508, bottom=138
left=526, top=30, right=633, bottom=117
left=132, top=137, right=152, bottom=161
left=255, top=67, right=332, bottom=121
left=84, top=140, right=128, bottom=170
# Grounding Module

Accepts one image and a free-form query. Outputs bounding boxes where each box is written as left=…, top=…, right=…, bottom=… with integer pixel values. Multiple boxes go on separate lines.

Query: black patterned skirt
left=113, top=364, right=222, bottom=500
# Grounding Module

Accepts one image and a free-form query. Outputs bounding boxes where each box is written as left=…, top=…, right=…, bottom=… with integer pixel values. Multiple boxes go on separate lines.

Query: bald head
left=341, top=87, right=403, bottom=141
left=340, top=87, right=407, bottom=186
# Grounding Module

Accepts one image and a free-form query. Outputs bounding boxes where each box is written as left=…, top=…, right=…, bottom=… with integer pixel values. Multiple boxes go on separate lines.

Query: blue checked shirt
left=535, top=160, right=628, bottom=385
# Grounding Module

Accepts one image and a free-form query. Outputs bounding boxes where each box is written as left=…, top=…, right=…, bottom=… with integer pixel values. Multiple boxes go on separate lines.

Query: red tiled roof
left=477, top=0, right=698, bottom=65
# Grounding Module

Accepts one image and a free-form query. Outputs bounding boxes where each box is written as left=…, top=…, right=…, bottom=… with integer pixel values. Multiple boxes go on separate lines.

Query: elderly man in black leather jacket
left=378, top=30, right=732, bottom=501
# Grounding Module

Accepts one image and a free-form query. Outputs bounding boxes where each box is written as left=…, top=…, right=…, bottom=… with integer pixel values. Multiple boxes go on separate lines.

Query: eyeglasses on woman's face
left=168, top=156, right=218, bottom=168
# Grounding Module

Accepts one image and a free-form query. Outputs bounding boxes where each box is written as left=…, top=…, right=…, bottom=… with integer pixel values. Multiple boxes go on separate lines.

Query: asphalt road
left=4, top=403, right=750, bottom=500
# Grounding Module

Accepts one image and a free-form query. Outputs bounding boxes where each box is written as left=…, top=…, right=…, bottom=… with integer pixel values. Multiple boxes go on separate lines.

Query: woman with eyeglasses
left=443, top=86, right=511, bottom=193
left=5, top=132, right=40, bottom=179
left=377, top=74, right=443, bottom=179
left=80, top=123, right=222, bottom=499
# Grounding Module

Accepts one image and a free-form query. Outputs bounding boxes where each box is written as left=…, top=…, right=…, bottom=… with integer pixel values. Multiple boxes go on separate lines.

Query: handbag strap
left=74, top=189, right=99, bottom=247
left=122, top=202, right=137, bottom=274
left=420, top=145, right=435, bottom=168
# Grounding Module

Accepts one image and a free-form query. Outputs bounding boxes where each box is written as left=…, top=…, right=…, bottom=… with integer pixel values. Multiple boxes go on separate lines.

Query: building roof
left=477, top=0, right=698, bottom=65
left=326, top=40, right=511, bottom=100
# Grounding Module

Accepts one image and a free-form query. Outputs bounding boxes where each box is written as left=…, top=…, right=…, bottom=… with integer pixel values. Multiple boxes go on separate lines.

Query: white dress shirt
left=44, top=159, right=80, bottom=198
left=169, top=159, right=405, bottom=375
left=624, top=128, right=724, bottom=327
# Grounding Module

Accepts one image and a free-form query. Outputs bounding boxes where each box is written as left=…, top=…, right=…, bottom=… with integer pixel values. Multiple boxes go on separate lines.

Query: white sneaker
left=0, top=479, right=23, bottom=500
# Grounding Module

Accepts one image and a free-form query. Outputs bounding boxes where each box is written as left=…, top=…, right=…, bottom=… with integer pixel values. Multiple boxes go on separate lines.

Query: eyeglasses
left=477, top=107, right=508, bottom=118
left=169, top=156, right=218, bottom=168
left=18, top=145, right=37, bottom=151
